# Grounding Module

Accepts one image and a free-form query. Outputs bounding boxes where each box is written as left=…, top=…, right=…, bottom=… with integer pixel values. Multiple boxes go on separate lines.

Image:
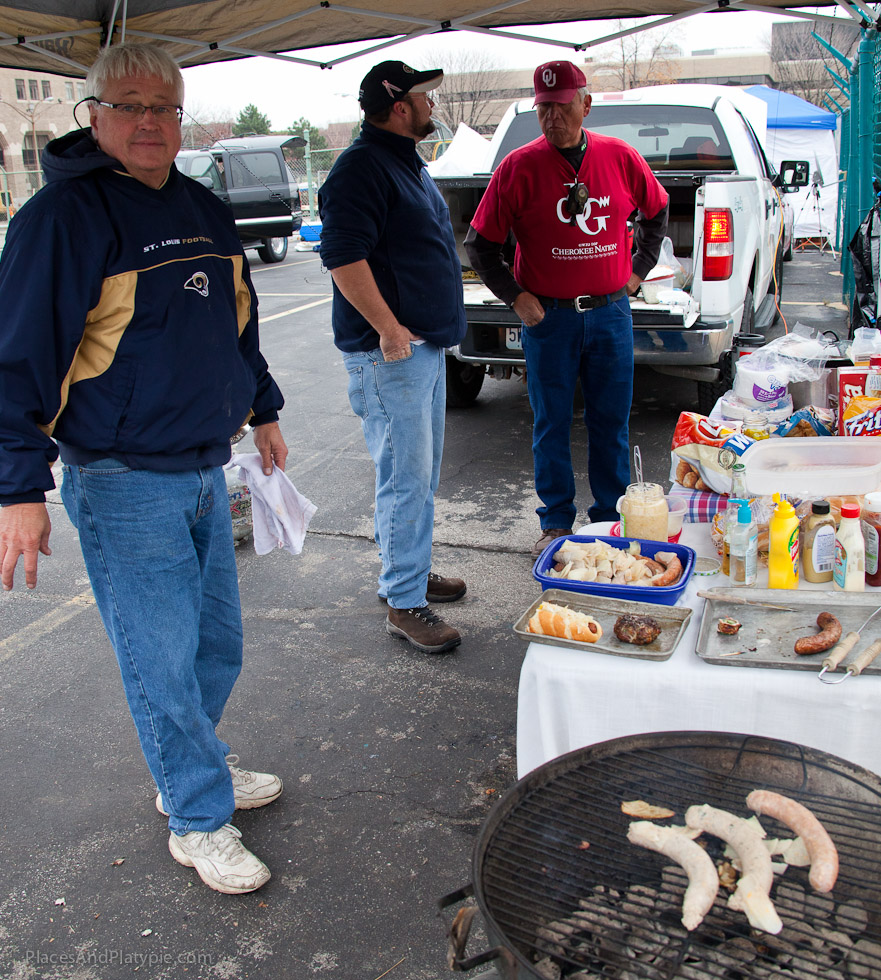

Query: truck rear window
left=492, top=105, right=734, bottom=172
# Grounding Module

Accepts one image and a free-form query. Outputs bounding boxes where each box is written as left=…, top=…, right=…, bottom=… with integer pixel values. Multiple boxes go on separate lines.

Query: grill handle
left=437, top=884, right=504, bottom=972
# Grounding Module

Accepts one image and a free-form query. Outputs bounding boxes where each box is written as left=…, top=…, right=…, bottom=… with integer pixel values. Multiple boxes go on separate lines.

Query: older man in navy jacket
left=319, top=61, right=467, bottom=655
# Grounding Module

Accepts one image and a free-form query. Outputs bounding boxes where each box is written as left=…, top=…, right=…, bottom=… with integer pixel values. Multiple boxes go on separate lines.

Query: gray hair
left=86, top=42, right=184, bottom=103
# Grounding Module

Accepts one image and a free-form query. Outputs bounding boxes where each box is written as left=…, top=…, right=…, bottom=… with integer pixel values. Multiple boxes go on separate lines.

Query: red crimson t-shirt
left=471, top=130, right=668, bottom=298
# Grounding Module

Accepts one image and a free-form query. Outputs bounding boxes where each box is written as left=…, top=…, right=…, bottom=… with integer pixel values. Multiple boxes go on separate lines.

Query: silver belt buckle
left=574, top=294, right=594, bottom=313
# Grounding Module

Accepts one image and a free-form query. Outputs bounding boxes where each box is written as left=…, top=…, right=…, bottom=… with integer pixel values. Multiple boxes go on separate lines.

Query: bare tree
left=181, top=99, right=235, bottom=148
left=589, top=22, right=683, bottom=91
left=771, top=21, right=859, bottom=109
left=429, top=47, right=517, bottom=135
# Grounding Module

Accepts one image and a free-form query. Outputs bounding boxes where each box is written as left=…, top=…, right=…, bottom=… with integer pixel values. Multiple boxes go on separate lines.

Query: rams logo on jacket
left=184, top=272, right=209, bottom=297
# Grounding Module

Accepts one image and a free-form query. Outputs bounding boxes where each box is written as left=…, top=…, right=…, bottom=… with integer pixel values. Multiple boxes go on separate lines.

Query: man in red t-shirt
left=466, top=61, right=669, bottom=558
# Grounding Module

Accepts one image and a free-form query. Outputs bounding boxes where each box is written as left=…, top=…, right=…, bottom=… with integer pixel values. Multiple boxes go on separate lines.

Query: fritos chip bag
left=842, top=396, right=881, bottom=436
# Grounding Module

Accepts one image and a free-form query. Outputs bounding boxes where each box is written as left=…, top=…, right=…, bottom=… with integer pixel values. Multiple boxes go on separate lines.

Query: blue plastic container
left=531, top=534, right=696, bottom=606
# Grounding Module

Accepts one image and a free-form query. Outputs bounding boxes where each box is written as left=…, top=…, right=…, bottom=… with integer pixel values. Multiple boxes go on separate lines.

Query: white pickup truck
left=433, top=84, right=808, bottom=414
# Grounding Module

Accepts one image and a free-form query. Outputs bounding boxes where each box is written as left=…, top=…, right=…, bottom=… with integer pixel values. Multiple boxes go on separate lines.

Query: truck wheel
left=445, top=359, right=485, bottom=408
left=740, top=286, right=755, bottom=334
left=783, top=238, right=793, bottom=262
left=697, top=378, right=727, bottom=416
left=257, top=237, right=288, bottom=264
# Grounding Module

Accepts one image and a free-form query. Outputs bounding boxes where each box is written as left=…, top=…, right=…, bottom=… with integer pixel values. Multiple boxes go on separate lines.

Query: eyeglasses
left=90, top=99, right=183, bottom=122
left=405, top=93, right=435, bottom=107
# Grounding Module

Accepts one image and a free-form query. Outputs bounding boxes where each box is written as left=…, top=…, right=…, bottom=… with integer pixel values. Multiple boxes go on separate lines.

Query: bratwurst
left=793, top=611, right=842, bottom=655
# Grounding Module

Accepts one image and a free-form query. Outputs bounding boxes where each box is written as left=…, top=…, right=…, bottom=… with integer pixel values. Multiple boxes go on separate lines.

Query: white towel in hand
left=233, top=453, right=317, bottom=556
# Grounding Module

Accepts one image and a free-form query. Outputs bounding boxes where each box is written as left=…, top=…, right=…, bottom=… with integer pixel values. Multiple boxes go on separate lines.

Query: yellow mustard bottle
left=768, top=492, right=800, bottom=589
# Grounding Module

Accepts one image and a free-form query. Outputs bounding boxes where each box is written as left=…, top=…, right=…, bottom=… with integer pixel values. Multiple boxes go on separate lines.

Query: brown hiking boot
left=378, top=571, right=467, bottom=604
left=386, top=606, right=461, bottom=654
left=531, top=528, right=573, bottom=560
left=426, top=572, right=466, bottom=603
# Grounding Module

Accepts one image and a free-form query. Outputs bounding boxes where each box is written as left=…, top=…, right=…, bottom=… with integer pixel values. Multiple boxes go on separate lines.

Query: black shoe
left=386, top=606, right=461, bottom=654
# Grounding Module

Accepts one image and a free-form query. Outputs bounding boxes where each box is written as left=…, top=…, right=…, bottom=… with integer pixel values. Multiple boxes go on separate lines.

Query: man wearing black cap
left=465, top=61, right=669, bottom=559
left=319, top=61, right=467, bottom=655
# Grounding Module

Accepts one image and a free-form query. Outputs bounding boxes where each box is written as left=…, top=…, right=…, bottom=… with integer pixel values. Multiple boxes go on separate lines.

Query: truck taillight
left=703, top=208, right=734, bottom=280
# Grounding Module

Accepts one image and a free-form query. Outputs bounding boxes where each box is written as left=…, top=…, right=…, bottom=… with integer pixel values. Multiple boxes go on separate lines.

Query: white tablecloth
left=517, top=522, right=881, bottom=779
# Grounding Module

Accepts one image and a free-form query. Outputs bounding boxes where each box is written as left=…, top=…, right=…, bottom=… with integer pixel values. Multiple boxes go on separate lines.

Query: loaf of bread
left=527, top=602, right=603, bottom=643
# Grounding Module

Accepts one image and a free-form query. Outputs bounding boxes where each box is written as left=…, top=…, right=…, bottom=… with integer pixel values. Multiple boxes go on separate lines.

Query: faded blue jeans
left=343, top=342, right=445, bottom=609
left=522, top=295, right=634, bottom=528
left=61, top=460, right=239, bottom=834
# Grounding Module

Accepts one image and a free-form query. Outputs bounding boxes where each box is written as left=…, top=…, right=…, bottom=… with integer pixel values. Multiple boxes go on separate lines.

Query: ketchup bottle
left=862, top=492, right=881, bottom=587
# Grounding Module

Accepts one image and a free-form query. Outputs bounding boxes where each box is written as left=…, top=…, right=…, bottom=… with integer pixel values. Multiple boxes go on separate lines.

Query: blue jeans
left=343, top=342, right=445, bottom=609
left=61, top=460, right=240, bottom=834
left=522, top=296, right=634, bottom=527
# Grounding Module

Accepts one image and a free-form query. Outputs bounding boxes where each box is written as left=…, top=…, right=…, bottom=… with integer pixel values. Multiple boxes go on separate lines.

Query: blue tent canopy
left=745, top=85, right=837, bottom=130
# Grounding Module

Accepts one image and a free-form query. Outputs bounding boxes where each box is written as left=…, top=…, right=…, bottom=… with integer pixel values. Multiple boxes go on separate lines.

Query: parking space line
left=0, top=589, right=95, bottom=662
left=261, top=296, right=333, bottom=321
left=250, top=258, right=319, bottom=273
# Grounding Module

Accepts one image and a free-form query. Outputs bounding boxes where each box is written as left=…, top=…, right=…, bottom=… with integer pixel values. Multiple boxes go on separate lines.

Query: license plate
left=505, top=327, right=522, bottom=350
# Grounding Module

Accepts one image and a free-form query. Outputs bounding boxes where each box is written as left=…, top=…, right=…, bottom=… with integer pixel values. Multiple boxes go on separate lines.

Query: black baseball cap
left=358, top=60, right=443, bottom=115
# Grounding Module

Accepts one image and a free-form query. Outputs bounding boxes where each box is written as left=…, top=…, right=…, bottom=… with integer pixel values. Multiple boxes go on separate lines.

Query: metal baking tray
left=514, top=588, right=693, bottom=661
left=696, top=587, right=881, bottom=673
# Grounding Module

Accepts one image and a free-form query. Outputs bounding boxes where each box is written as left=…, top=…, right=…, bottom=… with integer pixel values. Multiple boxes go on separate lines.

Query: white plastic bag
left=848, top=326, right=881, bottom=365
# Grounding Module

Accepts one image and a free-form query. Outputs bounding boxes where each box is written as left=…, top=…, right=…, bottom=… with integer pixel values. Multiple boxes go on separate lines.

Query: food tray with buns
left=514, top=588, right=693, bottom=660
left=532, top=534, right=696, bottom=606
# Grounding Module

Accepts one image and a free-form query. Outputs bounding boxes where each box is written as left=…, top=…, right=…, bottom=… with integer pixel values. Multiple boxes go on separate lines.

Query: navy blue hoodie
left=0, top=128, right=283, bottom=504
left=318, top=123, right=466, bottom=353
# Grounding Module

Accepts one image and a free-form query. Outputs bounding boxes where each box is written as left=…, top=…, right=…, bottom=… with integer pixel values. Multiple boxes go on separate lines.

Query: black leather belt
left=536, top=287, right=627, bottom=312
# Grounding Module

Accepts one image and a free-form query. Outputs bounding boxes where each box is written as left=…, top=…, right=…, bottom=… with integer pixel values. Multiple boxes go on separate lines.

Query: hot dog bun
left=527, top=602, right=603, bottom=643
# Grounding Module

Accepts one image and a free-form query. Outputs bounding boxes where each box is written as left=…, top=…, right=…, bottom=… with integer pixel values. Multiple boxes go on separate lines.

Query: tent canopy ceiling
left=0, top=0, right=865, bottom=77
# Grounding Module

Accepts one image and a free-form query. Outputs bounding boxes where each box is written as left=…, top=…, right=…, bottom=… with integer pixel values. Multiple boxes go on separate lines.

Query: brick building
left=0, top=67, right=84, bottom=212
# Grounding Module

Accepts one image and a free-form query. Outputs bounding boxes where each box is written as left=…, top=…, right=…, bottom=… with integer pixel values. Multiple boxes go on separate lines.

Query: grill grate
left=476, top=734, right=881, bottom=980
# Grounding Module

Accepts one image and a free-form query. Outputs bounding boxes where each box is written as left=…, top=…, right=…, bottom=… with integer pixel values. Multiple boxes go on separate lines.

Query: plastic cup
left=665, top=495, right=687, bottom=542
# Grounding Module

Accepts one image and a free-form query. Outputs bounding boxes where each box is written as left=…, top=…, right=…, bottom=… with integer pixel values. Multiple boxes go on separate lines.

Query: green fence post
left=857, top=32, right=876, bottom=220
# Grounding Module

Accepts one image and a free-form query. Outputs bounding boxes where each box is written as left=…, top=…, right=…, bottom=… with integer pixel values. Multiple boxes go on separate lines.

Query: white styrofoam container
left=741, top=436, right=881, bottom=496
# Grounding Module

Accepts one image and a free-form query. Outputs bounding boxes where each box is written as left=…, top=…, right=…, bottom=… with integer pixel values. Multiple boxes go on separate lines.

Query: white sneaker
left=168, top=823, right=270, bottom=894
left=156, top=756, right=283, bottom=816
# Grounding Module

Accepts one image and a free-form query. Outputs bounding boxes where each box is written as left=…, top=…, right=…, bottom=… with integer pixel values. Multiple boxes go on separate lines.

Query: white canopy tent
left=746, top=84, right=840, bottom=244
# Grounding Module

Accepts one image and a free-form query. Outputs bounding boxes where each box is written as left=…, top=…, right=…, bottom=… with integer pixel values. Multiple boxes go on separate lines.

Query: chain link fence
left=836, top=20, right=881, bottom=325
left=285, top=136, right=451, bottom=217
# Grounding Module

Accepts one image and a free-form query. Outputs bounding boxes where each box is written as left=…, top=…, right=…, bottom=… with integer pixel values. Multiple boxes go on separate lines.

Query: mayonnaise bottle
left=833, top=502, right=865, bottom=591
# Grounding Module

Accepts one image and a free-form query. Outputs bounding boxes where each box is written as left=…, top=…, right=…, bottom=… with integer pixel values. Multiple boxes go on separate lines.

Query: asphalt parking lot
left=0, top=241, right=849, bottom=979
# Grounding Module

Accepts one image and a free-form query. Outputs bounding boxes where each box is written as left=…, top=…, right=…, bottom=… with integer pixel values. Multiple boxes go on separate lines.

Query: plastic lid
left=772, top=492, right=796, bottom=517
left=864, top=492, right=881, bottom=513
left=840, top=502, right=860, bottom=518
left=811, top=500, right=831, bottom=514
left=694, top=556, right=722, bottom=575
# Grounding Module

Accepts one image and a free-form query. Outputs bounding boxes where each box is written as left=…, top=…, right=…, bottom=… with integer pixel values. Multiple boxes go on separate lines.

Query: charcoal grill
left=440, top=731, right=881, bottom=979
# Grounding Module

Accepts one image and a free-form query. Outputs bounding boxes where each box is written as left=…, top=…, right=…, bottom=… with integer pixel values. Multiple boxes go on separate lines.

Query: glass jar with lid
left=618, top=482, right=669, bottom=541
left=742, top=410, right=770, bottom=441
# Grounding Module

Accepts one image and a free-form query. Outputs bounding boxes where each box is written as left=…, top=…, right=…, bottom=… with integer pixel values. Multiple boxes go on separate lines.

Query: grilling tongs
left=818, top=605, right=881, bottom=684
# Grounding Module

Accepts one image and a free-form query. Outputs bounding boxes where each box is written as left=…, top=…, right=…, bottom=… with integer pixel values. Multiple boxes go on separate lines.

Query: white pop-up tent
left=745, top=85, right=839, bottom=244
